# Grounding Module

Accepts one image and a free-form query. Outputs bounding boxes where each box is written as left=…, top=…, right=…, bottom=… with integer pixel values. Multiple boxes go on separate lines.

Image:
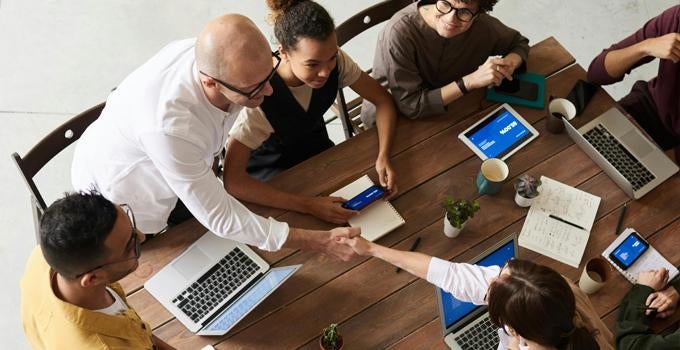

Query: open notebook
left=331, top=175, right=405, bottom=241
left=518, top=176, right=601, bottom=268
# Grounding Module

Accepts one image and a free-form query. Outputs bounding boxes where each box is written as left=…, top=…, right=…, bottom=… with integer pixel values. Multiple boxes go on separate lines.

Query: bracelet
left=456, top=78, right=469, bottom=95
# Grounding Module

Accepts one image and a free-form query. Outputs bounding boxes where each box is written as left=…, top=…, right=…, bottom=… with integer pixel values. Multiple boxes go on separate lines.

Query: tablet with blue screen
left=458, top=104, right=539, bottom=160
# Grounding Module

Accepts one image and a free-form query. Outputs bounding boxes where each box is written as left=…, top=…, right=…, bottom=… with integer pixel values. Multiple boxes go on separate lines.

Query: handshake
left=317, top=227, right=374, bottom=261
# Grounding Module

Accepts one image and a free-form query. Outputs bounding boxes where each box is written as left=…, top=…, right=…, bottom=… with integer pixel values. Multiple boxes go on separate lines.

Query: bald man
left=72, top=14, right=359, bottom=260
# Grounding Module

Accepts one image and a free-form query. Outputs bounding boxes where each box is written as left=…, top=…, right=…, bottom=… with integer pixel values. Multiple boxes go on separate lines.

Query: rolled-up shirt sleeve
left=587, top=12, right=665, bottom=85
left=426, top=257, right=501, bottom=305
left=141, top=130, right=288, bottom=251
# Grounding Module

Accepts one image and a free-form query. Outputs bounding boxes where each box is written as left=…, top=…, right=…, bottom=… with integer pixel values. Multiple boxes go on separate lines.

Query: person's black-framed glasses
left=75, top=204, right=141, bottom=277
left=200, top=51, right=281, bottom=99
left=435, top=0, right=478, bottom=22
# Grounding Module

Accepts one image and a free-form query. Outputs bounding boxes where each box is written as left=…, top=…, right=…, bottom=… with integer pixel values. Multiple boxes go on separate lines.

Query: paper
left=332, top=175, right=405, bottom=241
left=519, top=176, right=601, bottom=267
left=602, top=228, right=679, bottom=284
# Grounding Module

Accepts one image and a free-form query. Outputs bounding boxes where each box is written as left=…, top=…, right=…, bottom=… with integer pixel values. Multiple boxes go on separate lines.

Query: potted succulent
left=514, top=174, right=542, bottom=207
left=319, top=323, right=343, bottom=350
left=441, top=198, right=480, bottom=238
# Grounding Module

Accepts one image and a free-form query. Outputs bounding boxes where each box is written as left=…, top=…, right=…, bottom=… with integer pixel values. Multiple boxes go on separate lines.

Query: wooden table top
left=120, top=37, right=680, bottom=349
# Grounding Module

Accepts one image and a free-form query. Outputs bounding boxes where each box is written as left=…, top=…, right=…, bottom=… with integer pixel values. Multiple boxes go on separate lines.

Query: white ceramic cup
left=547, top=98, right=577, bottom=133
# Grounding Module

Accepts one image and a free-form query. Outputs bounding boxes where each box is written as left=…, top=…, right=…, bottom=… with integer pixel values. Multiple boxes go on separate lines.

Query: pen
left=396, top=237, right=421, bottom=273
left=548, top=214, right=585, bottom=231
left=615, top=204, right=627, bottom=235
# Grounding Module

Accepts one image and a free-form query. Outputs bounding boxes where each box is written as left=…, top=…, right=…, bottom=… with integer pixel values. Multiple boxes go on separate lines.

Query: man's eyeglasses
left=200, top=51, right=281, bottom=99
left=435, top=0, right=478, bottom=22
left=75, top=204, right=141, bottom=277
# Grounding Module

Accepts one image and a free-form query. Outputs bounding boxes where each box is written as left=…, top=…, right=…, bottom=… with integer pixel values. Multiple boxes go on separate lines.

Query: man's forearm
left=603, top=41, right=649, bottom=79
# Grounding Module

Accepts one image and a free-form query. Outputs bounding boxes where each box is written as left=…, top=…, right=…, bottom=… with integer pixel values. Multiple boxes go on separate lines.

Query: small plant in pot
left=514, top=174, right=542, bottom=207
left=441, top=197, right=480, bottom=238
left=319, top=323, right=343, bottom=350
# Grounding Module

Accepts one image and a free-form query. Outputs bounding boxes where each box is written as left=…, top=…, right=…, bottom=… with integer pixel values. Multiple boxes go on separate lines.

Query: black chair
left=332, top=0, right=414, bottom=139
left=12, top=102, right=105, bottom=239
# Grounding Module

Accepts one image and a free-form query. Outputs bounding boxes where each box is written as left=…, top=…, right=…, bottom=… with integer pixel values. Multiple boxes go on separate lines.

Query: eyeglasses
left=200, top=51, right=281, bottom=99
left=75, top=204, right=141, bottom=277
left=435, top=1, right=478, bottom=22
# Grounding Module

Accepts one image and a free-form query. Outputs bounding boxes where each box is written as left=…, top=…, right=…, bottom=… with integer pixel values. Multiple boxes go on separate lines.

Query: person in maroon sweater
left=587, top=5, right=680, bottom=163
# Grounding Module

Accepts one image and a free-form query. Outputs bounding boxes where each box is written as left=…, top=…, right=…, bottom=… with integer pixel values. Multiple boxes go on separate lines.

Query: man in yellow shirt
left=20, top=192, right=172, bottom=349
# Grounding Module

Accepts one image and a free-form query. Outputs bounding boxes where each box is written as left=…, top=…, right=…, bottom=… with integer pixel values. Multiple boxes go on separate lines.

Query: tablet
left=458, top=103, right=539, bottom=160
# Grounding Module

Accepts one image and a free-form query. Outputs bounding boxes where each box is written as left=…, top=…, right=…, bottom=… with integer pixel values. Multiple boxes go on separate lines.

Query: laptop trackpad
left=173, top=247, right=211, bottom=280
left=620, top=130, right=653, bottom=158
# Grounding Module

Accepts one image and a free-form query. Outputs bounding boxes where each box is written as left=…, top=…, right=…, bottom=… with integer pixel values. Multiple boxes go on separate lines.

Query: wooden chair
left=332, top=0, right=414, bottom=139
left=11, top=102, right=105, bottom=240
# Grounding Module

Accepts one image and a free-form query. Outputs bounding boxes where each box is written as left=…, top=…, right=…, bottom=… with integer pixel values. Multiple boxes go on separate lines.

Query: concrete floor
left=1, top=0, right=676, bottom=347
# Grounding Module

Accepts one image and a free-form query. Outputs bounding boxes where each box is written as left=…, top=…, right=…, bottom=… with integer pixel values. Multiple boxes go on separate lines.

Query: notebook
left=331, top=175, right=405, bottom=241
left=602, top=228, right=679, bottom=284
left=518, top=176, right=601, bottom=268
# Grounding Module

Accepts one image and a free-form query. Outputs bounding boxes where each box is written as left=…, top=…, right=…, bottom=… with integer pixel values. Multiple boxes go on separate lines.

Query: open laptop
left=436, top=234, right=518, bottom=350
left=145, top=232, right=301, bottom=335
left=563, top=107, right=678, bottom=199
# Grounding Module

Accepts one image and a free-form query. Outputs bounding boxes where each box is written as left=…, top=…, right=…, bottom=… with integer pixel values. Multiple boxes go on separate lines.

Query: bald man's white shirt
left=72, top=39, right=289, bottom=251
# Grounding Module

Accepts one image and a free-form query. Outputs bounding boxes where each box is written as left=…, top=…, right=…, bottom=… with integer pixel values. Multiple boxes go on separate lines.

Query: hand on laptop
left=303, top=196, right=357, bottom=224
left=646, top=285, right=680, bottom=318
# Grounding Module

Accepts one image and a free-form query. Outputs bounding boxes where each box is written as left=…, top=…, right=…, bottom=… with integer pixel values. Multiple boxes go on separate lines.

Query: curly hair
left=39, top=191, right=118, bottom=278
left=266, top=0, right=335, bottom=50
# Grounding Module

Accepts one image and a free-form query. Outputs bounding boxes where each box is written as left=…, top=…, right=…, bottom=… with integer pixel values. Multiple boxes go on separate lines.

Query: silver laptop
left=145, top=232, right=301, bottom=335
left=436, top=234, right=518, bottom=350
left=563, top=107, right=678, bottom=199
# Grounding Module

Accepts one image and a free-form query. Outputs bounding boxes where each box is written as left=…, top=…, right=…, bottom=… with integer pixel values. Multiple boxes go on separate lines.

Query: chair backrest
left=333, top=0, right=414, bottom=138
left=11, top=102, right=105, bottom=225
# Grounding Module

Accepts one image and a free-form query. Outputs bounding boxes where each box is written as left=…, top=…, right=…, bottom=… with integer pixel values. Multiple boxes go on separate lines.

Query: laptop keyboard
left=454, top=314, right=500, bottom=350
left=171, top=248, right=260, bottom=323
left=583, top=124, right=655, bottom=191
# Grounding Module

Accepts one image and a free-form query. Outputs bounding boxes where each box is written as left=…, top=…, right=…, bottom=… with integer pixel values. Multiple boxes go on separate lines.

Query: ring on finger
left=495, top=65, right=500, bottom=72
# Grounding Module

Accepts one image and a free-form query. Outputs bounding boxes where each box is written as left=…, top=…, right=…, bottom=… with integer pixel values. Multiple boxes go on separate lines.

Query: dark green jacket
left=616, top=279, right=680, bottom=349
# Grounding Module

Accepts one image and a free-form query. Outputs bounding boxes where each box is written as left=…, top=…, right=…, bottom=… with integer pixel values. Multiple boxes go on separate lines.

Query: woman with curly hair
left=225, top=0, right=399, bottom=225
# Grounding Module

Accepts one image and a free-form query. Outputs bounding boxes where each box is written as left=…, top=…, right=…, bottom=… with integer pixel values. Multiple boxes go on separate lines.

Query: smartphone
left=566, top=79, right=598, bottom=115
left=341, top=185, right=387, bottom=211
left=609, top=231, right=649, bottom=270
left=494, top=80, right=539, bottom=101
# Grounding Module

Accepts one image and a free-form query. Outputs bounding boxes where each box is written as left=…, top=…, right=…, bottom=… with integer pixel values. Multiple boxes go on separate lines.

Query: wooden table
left=120, top=37, right=680, bottom=349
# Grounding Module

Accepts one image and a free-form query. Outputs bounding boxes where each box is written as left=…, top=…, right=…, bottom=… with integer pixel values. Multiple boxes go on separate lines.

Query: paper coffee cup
left=578, top=257, right=612, bottom=294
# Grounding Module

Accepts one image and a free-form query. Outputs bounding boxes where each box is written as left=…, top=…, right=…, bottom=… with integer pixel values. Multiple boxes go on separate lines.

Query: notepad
left=602, top=228, right=679, bottom=284
left=331, top=175, right=405, bottom=241
left=518, top=176, right=601, bottom=268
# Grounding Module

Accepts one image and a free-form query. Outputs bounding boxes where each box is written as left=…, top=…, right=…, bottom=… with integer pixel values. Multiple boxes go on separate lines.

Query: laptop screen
left=439, top=239, right=516, bottom=330
left=202, top=266, right=299, bottom=334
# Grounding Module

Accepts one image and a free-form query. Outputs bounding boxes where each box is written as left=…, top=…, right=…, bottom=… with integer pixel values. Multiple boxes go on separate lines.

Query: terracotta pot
left=443, top=216, right=465, bottom=238
left=319, top=334, right=343, bottom=350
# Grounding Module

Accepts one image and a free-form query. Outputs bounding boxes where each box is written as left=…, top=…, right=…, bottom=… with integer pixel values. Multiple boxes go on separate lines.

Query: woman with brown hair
left=339, top=235, right=613, bottom=349
left=224, top=0, right=399, bottom=224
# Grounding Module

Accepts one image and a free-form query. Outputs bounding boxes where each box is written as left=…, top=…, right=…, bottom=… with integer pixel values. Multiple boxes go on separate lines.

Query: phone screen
left=341, top=185, right=386, bottom=211
left=566, top=79, right=597, bottom=114
left=609, top=231, right=649, bottom=270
